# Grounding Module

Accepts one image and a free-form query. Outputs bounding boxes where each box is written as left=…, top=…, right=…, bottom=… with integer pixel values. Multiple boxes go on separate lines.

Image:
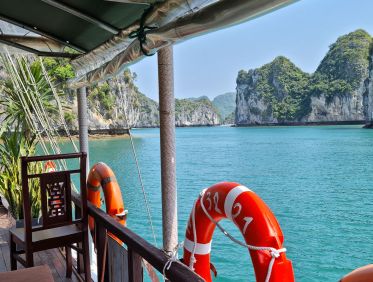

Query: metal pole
left=158, top=46, right=178, bottom=253
left=77, top=87, right=90, bottom=167
left=77, top=86, right=95, bottom=278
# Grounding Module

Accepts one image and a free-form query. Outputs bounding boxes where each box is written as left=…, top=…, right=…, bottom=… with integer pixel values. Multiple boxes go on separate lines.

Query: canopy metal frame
left=40, top=0, right=120, bottom=35
left=0, top=0, right=150, bottom=54
left=0, top=13, right=87, bottom=53
left=0, top=35, right=78, bottom=58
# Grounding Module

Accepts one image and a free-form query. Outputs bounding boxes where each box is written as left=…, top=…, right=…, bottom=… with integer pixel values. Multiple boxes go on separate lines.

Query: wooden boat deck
left=0, top=205, right=80, bottom=282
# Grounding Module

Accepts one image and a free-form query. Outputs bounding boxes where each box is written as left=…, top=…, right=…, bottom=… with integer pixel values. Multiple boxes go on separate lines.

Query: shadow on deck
left=0, top=205, right=80, bottom=282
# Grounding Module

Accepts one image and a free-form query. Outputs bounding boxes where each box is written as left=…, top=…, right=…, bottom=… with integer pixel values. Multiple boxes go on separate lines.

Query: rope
left=189, top=199, right=198, bottom=270
left=162, top=242, right=184, bottom=282
left=196, top=189, right=287, bottom=282
left=1, top=50, right=79, bottom=191
left=10, top=54, right=56, bottom=157
left=18, top=55, right=68, bottom=171
left=129, top=5, right=157, bottom=56
left=39, top=58, right=79, bottom=153
left=128, top=129, right=158, bottom=246
left=114, top=78, right=158, bottom=247
left=2, top=52, right=50, bottom=156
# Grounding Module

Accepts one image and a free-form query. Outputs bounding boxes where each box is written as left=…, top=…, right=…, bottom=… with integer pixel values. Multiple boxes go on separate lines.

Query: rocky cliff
left=63, top=70, right=160, bottom=131
left=235, top=29, right=373, bottom=125
left=365, top=55, right=373, bottom=122
left=236, top=56, right=310, bottom=124
left=0, top=53, right=223, bottom=131
left=64, top=72, right=221, bottom=130
left=175, top=97, right=220, bottom=126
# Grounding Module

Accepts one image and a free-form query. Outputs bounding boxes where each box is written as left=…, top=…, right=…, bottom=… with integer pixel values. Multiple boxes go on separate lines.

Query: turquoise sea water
left=66, top=125, right=373, bottom=281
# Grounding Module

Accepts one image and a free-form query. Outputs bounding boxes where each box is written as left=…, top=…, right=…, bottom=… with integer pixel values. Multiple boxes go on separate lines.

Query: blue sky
left=130, top=0, right=373, bottom=101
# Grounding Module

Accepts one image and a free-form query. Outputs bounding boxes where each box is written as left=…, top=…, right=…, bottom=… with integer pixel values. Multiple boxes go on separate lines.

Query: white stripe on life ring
left=184, top=238, right=212, bottom=255
left=224, top=185, right=251, bottom=220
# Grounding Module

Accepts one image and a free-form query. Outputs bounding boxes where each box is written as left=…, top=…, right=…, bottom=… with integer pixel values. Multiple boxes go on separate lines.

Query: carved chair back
left=20, top=153, right=87, bottom=242
left=40, top=170, right=72, bottom=228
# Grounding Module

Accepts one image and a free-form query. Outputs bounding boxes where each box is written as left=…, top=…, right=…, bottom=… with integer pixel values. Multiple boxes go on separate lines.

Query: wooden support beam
left=74, top=207, right=85, bottom=274
left=127, top=247, right=143, bottom=282
left=96, top=223, right=109, bottom=282
left=41, top=0, right=120, bottom=34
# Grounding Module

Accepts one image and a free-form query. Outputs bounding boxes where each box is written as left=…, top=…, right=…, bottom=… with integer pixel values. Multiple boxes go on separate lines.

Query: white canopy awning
left=0, top=0, right=298, bottom=87
left=69, top=0, right=296, bottom=87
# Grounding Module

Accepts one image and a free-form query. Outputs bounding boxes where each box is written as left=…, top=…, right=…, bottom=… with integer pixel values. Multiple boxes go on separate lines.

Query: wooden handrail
left=22, top=152, right=85, bottom=162
left=72, top=192, right=204, bottom=282
left=28, top=169, right=81, bottom=178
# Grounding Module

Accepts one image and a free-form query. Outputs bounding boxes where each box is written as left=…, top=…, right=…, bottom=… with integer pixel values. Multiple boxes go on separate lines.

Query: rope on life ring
left=87, top=162, right=127, bottom=245
left=182, top=182, right=295, bottom=282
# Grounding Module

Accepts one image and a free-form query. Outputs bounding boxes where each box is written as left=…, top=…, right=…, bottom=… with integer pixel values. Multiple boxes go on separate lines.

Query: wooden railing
left=72, top=192, right=203, bottom=282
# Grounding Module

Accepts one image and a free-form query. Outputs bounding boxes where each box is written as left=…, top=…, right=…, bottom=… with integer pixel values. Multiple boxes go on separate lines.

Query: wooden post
left=157, top=46, right=178, bottom=254
left=127, top=247, right=143, bottom=282
left=96, top=223, right=108, bottom=282
left=74, top=206, right=84, bottom=274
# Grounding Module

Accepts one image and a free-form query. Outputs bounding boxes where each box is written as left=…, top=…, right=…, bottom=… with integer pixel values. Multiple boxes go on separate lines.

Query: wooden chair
left=9, top=153, right=91, bottom=281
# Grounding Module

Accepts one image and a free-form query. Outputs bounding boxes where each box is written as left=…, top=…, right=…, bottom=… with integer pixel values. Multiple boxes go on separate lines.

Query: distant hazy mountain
left=212, top=92, right=236, bottom=120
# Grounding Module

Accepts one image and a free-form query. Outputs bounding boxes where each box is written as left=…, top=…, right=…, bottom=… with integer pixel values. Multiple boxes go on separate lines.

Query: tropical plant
left=0, top=126, right=42, bottom=219
left=0, top=57, right=65, bottom=139
left=0, top=55, right=66, bottom=219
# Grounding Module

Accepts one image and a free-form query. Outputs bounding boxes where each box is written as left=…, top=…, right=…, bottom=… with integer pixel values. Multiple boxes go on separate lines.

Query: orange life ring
left=44, top=160, right=56, bottom=172
left=87, top=162, right=127, bottom=244
left=183, top=182, right=294, bottom=282
left=340, top=264, right=373, bottom=282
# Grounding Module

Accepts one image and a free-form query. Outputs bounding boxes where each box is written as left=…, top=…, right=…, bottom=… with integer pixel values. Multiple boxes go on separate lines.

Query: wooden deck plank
left=34, top=251, right=44, bottom=267
left=0, top=244, right=7, bottom=272
left=0, top=240, right=11, bottom=271
left=54, top=248, right=81, bottom=282
left=49, top=248, right=70, bottom=281
left=37, top=248, right=64, bottom=282
left=50, top=248, right=68, bottom=280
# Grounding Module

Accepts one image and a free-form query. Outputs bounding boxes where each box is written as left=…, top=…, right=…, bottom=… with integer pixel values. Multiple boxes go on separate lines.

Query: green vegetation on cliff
left=89, top=82, right=116, bottom=113
left=317, top=29, right=371, bottom=87
left=311, top=29, right=372, bottom=101
left=236, top=29, right=373, bottom=122
left=175, top=97, right=220, bottom=126
left=176, top=97, right=213, bottom=114
left=238, top=56, right=310, bottom=121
